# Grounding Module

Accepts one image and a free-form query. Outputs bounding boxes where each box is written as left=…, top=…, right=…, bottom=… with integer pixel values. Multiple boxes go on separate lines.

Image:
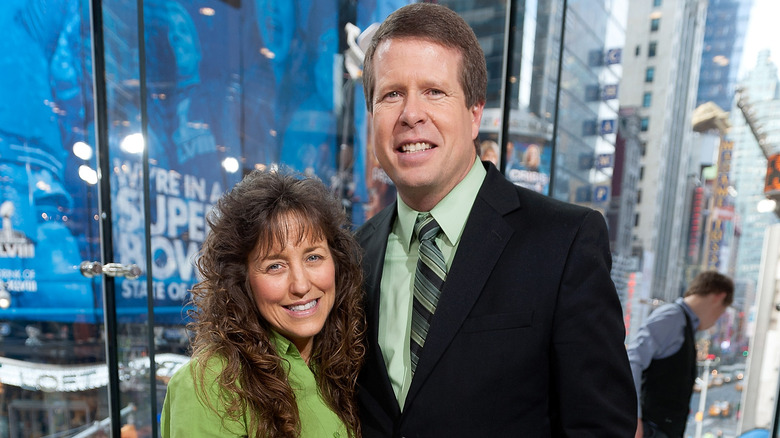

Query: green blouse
left=161, top=332, right=348, bottom=437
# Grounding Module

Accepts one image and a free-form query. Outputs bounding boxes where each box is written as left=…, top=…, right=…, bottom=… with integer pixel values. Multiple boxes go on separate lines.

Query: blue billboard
left=0, top=0, right=99, bottom=323
left=0, top=0, right=355, bottom=323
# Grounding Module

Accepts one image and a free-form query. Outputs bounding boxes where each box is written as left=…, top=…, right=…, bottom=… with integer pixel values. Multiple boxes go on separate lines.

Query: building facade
left=696, top=0, right=753, bottom=111
left=731, top=50, right=780, bottom=310
left=620, top=0, right=707, bottom=303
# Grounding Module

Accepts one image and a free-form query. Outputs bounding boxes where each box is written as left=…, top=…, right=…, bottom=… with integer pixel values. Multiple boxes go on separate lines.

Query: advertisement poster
left=505, top=140, right=552, bottom=195
left=0, top=0, right=349, bottom=324
left=112, top=0, right=344, bottom=323
left=0, top=0, right=99, bottom=323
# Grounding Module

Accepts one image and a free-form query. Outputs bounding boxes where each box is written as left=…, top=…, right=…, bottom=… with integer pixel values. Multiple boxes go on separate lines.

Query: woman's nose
left=288, top=265, right=312, bottom=296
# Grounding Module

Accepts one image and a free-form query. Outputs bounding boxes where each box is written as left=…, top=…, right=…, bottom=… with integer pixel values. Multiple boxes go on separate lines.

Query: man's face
left=699, top=292, right=729, bottom=330
left=370, top=38, right=484, bottom=211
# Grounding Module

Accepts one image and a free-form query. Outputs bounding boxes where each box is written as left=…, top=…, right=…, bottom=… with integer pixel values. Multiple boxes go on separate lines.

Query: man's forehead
left=375, top=37, right=458, bottom=59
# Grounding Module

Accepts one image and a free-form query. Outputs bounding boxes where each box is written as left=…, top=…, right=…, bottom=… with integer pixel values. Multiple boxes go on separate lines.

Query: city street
left=685, top=377, right=744, bottom=437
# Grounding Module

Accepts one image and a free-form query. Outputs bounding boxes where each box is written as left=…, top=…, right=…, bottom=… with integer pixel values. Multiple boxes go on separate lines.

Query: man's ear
left=713, top=291, right=728, bottom=307
left=470, top=102, right=485, bottom=140
left=367, top=112, right=378, bottom=159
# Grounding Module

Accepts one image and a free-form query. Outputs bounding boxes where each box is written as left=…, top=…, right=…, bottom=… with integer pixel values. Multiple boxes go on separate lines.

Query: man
left=628, top=271, right=734, bottom=438
left=355, top=3, right=636, bottom=436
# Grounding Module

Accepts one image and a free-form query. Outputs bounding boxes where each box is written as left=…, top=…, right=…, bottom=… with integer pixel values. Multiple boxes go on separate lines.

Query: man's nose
left=400, top=94, right=427, bottom=127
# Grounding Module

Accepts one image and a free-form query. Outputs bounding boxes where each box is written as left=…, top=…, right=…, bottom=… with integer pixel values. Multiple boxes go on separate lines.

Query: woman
left=161, top=170, right=365, bottom=438
left=479, top=139, right=500, bottom=166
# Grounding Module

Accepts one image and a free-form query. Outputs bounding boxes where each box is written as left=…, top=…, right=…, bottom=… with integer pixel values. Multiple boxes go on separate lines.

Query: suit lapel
left=356, top=204, right=401, bottom=417
left=405, top=165, right=521, bottom=405
left=359, top=206, right=395, bottom=326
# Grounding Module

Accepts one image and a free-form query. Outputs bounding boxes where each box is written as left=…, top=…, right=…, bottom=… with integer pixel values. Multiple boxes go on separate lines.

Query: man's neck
left=397, top=156, right=480, bottom=211
left=399, top=192, right=445, bottom=213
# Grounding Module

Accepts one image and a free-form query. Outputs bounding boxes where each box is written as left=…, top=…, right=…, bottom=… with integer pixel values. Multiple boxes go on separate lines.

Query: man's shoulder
left=498, top=180, right=596, bottom=227
left=482, top=165, right=593, bottom=220
left=518, top=185, right=589, bottom=212
left=355, top=203, right=395, bottom=242
left=647, top=302, right=686, bottom=324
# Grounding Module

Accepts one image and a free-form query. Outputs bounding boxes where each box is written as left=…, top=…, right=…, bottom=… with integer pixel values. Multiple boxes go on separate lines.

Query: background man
left=628, top=270, right=734, bottom=438
left=355, top=3, right=636, bottom=436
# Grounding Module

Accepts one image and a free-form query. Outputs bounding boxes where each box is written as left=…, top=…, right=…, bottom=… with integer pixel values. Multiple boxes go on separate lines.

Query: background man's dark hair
left=684, top=271, right=735, bottom=306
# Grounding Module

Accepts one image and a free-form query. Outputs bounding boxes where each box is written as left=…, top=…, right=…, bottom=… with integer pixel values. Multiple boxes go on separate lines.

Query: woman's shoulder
left=168, top=354, right=227, bottom=390
left=162, top=354, right=249, bottom=437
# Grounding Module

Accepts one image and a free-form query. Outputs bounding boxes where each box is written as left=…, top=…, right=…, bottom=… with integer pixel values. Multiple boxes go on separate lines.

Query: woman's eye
left=265, top=263, right=282, bottom=272
left=307, top=254, right=323, bottom=262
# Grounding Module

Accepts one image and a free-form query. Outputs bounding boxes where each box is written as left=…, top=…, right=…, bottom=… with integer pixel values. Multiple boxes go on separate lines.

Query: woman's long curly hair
left=187, top=169, right=365, bottom=438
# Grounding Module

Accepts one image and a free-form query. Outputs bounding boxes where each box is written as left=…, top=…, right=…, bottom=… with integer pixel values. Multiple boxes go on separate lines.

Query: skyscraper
left=730, top=50, right=780, bottom=304
left=620, top=0, right=708, bottom=302
left=696, top=0, right=753, bottom=111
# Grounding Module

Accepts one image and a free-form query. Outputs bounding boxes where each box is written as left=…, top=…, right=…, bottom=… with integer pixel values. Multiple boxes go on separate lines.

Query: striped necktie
left=410, top=213, right=447, bottom=375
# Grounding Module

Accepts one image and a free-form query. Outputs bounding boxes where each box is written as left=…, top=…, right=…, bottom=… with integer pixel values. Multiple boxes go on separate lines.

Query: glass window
left=645, top=67, right=655, bottom=82
left=643, top=92, right=653, bottom=107
left=640, top=117, right=650, bottom=131
left=653, top=0, right=662, bottom=7
left=0, top=0, right=105, bottom=435
left=651, top=18, right=660, bottom=31
left=648, top=41, right=657, bottom=57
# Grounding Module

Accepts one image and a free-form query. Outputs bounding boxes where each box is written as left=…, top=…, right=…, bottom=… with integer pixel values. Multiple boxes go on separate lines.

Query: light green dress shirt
left=161, top=331, right=347, bottom=437
left=378, top=158, right=486, bottom=409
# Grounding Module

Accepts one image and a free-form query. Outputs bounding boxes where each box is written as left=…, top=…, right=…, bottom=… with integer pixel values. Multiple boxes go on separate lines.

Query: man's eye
left=429, top=89, right=444, bottom=96
left=384, top=91, right=400, bottom=99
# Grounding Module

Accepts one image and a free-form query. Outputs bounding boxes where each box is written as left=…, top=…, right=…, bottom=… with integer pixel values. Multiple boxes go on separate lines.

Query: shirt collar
left=270, top=329, right=297, bottom=357
left=396, top=158, right=486, bottom=251
left=675, top=297, right=700, bottom=331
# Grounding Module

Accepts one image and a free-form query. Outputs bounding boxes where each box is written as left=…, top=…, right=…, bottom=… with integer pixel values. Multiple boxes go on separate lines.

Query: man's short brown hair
left=362, top=3, right=487, bottom=113
left=684, top=271, right=734, bottom=306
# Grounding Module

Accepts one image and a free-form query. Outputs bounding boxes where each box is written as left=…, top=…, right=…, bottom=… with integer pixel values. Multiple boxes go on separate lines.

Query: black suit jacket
left=356, top=163, right=636, bottom=437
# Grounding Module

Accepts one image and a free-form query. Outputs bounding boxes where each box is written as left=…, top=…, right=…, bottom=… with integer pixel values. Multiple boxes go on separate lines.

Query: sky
left=739, top=0, right=780, bottom=78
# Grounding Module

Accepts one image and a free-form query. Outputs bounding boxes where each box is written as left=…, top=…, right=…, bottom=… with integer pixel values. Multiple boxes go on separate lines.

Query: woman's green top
left=160, top=331, right=347, bottom=437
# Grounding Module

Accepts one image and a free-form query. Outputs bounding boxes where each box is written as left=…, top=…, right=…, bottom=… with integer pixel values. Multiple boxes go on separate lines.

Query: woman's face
left=247, top=225, right=336, bottom=361
left=524, top=144, right=541, bottom=170
left=481, top=147, right=498, bottom=166
left=162, top=3, right=201, bottom=87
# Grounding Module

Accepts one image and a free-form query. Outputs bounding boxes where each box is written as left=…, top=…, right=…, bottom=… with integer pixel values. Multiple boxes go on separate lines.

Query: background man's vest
left=641, top=304, right=697, bottom=437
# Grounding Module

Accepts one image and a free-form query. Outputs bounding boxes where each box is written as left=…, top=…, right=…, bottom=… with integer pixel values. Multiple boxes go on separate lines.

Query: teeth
left=400, top=142, right=433, bottom=153
left=288, top=299, right=317, bottom=312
